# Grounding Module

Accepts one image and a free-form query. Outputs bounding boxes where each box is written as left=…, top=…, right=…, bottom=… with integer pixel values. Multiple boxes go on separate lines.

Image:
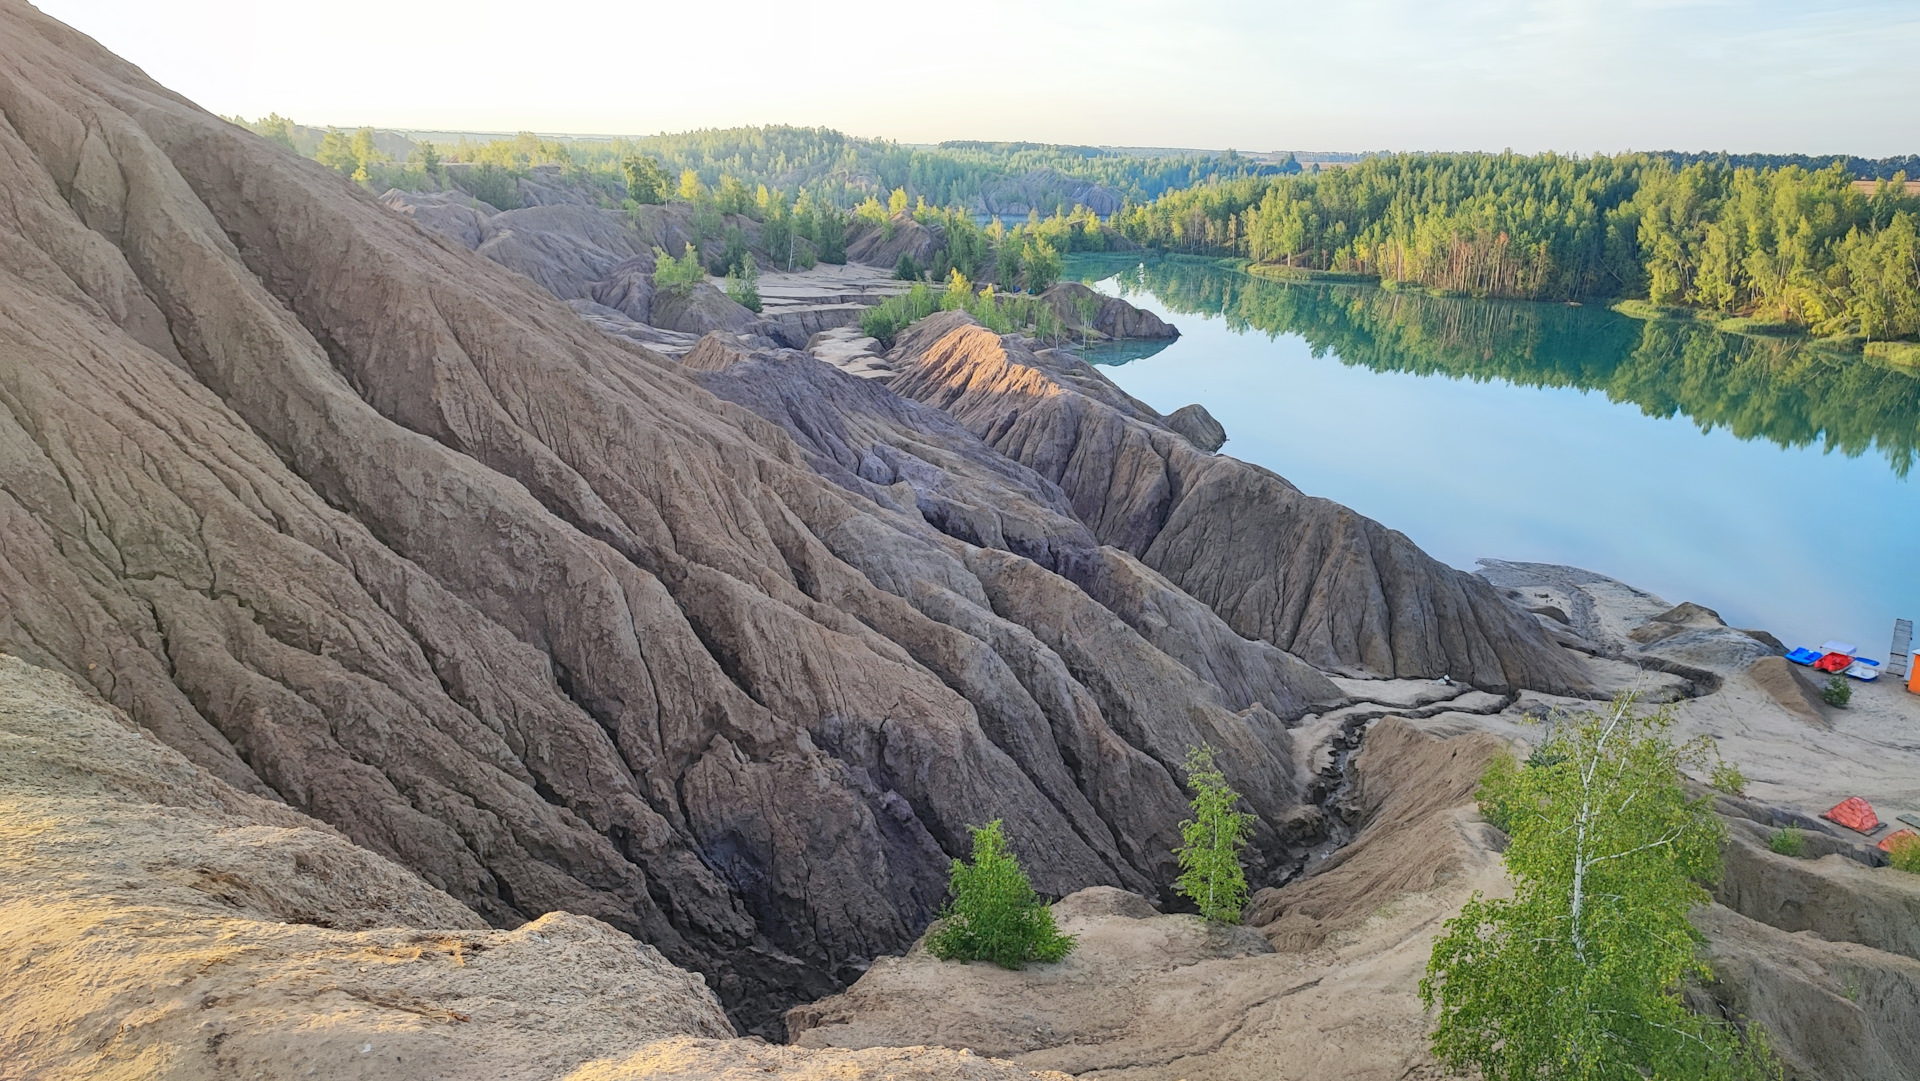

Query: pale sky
left=29, top=0, right=1920, bottom=156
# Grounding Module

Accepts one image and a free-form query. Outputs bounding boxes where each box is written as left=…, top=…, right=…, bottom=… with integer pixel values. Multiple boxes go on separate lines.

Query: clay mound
left=1748, top=655, right=1833, bottom=729
left=888, top=319, right=1590, bottom=693
left=1039, top=281, right=1178, bottom=340
left=1247, top=717, right=1510, bottom=950
left=0, top=654, right=736, bottom=1080
left=844, top=215, right=944, bottom=269
left=1714, top=828, right=1920, bottom=964
left=1164, top=402, right=1227, bottom=451
left=650, top=279, right=762, bottom=335
left=1695, top=903, right=1920, bottom=1081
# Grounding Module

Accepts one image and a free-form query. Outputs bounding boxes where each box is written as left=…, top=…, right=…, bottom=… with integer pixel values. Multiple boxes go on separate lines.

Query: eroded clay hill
left=0, top=653, right=1075, bottom=1081
left=0, top=0, right=1577, bottom=1032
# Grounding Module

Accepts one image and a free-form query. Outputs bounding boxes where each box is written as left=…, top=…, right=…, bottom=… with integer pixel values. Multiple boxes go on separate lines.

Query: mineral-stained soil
left=0, top=0, right=1578, bottom=1036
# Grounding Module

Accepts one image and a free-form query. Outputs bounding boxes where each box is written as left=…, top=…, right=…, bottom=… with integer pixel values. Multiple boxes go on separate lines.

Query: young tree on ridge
left=1422, top=697, right=1780, bottom=1081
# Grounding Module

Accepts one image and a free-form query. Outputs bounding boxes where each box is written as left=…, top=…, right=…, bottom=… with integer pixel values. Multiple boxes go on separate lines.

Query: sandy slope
left=0, top=653, right=1072, bottom=1081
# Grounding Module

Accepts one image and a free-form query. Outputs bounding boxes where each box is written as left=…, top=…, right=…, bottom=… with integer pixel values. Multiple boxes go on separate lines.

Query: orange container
left=1910, top=651, right=1920, bottom=694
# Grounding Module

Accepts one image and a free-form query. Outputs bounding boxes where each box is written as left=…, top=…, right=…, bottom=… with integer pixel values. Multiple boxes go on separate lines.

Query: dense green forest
left=1110, top=153, right=1920, bottom=341
left=223, top=114, right=1920, bottom=342
left=224, top=117, right=1281, bottom=215
left=1084, top=256, right=1920, bottom=473
left=1652, top=151, right=1920, bottom=181
left=225, top=117, right=1149, bottom=290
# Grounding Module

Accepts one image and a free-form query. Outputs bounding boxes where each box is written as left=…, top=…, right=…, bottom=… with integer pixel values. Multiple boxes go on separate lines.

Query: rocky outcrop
left=1164, top=402, right=1227, bottom=451
left=650, top=281, right=764, bottom=335
left=844, top=215, right=944, bottom=269
left=1040, top=280, right=1178, bottom=341
left=888, top=316, right=1590, bottom=693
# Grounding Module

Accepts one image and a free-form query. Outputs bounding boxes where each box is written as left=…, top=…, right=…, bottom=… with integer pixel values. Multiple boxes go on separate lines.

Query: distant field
left=1852, top=179, right=1920, bottom=194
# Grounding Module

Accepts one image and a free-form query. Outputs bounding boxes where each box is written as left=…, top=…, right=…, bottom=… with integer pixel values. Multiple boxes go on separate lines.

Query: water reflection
left=1082, top=257, right=1920, bottom=477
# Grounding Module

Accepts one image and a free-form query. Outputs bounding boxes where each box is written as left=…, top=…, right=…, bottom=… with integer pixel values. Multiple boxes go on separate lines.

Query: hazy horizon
left=30, top=0, right=1920, bottom=158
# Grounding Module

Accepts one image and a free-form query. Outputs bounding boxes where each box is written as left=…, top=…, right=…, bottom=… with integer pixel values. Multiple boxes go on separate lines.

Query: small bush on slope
left=652, top=244, right=704, bottom=297
left=724, top=261, right=761, bottom=313
left=1822, top=675, right=1852, bottom=707
left=926, top=820, right=1075, bottom=969
left=1891, top=833, right=1920, bottom=874
left=1711, top=758, right=1748, bottom=797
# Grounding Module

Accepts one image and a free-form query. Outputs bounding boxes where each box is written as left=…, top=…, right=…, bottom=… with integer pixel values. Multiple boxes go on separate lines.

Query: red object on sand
left=1878, top=829, right=1918, bottom=854
left=1814, top=652, right=1854, bottom=673
left=1823, top=797, right=1882, bottom=834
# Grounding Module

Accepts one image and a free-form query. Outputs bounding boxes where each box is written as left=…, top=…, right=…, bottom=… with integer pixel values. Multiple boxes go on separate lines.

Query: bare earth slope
left=0, top=653, right=733, bottom=1080
left=885, top=315, right=1587, bottom=695
left=0, top=0, right=1568, bottom=1033
left=0, top=653, right=1072, bottom=1081
left=790, top=709, right=1920, bottom=1081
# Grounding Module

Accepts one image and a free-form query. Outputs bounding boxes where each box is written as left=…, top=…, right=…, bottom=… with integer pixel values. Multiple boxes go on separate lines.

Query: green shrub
left=652, top=244, right=705, bottom=297
left=724, top=261, right=761, bottom=313
left=858, top=276, right=1071, bottom=346
left=895, top=252, right=921, bottom=281
left=1710, top=758, right=1747, bottom=797
left=709, top=225, right=750, bottom=277
left=1768, top=827, right=1806, bottom=857
left=1891, top=833, right=1920, bottom=874
left=859, top=282, right=939, bottom=342
left=925, top=820, right=1075, bottom=969
left=1174, top=744, right=1252, bottom=923
left=1474, top=752, right=1524, bottom=833
left=1821, top=675, right=1852, bottom=707
left=461, top=163, right=520, bottom=211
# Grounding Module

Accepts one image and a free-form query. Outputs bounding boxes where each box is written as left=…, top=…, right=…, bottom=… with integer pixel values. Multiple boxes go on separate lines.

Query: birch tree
left=1420, top=697, right=1779, bottom=1080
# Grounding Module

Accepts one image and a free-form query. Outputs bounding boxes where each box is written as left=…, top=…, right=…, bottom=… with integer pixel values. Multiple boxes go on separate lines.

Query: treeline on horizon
left=223, top=115, right=1286, bottom=216
left=222, top=117, right=1158, bottom=296
left=1111, top=152, right=1920, bottom=342
left=1093, top=257, right=1920, bottom=473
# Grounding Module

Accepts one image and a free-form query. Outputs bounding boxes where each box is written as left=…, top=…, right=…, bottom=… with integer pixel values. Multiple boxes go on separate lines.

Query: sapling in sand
left=1174, top=744, right=1252, bottom=924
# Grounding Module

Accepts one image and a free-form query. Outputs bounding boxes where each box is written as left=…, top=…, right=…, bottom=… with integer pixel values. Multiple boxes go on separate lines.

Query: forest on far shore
left=223, top=116, right=1920, bottom=344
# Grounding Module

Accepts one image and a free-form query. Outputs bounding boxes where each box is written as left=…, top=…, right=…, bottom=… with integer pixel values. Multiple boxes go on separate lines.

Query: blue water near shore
left=1074, top=259, right=1920, bottom=663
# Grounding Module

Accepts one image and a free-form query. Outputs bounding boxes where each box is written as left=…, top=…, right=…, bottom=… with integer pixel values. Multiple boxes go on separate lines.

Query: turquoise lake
left=1072, top=257, right=1920, bottom=664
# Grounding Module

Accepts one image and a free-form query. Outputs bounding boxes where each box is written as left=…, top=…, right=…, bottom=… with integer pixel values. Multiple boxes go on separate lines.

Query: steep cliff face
left=886, top=316, right=1588, bottom=694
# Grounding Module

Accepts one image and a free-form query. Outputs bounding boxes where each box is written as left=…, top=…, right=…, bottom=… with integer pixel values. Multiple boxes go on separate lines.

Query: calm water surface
left=1072, top=257, right=1920, bottom=663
